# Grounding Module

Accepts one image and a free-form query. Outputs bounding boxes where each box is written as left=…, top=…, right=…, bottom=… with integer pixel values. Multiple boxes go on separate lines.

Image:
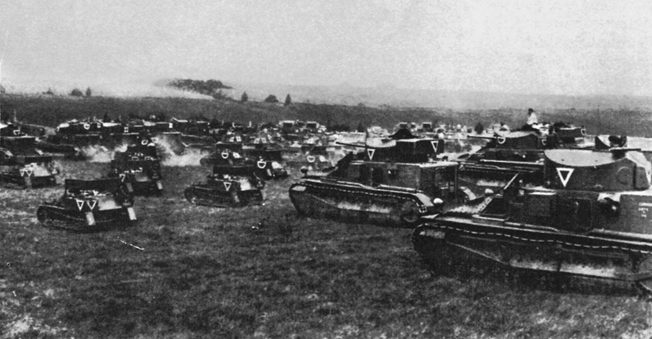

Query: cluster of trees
left=241, top=92, right=293, bottom=106
left=70, top=87, right=92, bottom=97
left=260, top=94, right=292, bottom=105
left=168, top=79, right=232, bottom=98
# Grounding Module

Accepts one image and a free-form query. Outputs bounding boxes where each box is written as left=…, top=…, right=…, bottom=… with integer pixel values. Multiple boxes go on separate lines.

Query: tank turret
left=544, top=149, right=650, bottom=191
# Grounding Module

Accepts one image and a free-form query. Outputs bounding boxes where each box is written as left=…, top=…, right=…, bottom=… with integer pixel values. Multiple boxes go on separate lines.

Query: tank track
left=0, top=178, right=57, bottom=189
left=37, top=205, right=134, bottom=232
left=412, top=221, right=652, bottom=294
left=289, top=179, right=434, bottom=226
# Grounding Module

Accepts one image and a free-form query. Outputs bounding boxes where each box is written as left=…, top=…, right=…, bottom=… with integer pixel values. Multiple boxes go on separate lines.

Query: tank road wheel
left=399, top=200, right=421, bottom=226
left=184, top=188, right=198, bottom=205
left=153, top=181, right=164, bottom=196
left=412, top=225, right=452, bottom=273
left=36, top=207, right=50, bottom=225
left=636, top=255, right=652, bottom=294
left=24, top=176, right=33, bottom=189
left=230, top=190, right=241, bottom=206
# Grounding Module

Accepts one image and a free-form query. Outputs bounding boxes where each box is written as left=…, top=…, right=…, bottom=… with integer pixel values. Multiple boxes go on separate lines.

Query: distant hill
left=230, top=81, right=652, bottom=111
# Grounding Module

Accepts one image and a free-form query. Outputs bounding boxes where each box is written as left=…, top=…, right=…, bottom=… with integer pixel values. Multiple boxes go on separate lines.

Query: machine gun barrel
left=335, top=141, right=394, bottom=148
left=467, top=134, right=495, bottom=140
left=478, top=159, right=544, bottom=167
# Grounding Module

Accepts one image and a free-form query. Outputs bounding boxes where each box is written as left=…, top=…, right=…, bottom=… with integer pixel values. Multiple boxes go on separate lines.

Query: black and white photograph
left=2, top=0, right=652, bottom=337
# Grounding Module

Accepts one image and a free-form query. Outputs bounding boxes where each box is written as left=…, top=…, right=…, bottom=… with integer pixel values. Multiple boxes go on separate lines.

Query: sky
left=1, top=0, right=651, bottom=96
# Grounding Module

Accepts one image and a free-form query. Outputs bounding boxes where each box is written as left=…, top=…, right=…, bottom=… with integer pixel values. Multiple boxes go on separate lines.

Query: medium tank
left=458, top=124, right=589, bottom=200
left=289, top=137, right=462, bottom=226
left=184, top=163, right=265, bottom=207
left=0, top=134, right=58, bottom=188
left=109, top=139, right=164, bottom=195
left=413, top=147, right=652, bottom=292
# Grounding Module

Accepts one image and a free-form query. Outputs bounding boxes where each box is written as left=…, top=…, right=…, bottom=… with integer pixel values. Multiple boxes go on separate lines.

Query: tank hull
left=289, top=178, right=438, bottom=227
left=413, top=214, right=652, bottom=292
left=122, top=179, right=164, bottom=196
left=457, top=161, right=543, bottom=199
left=200, top=156, right=289, bottom=180
left=37, top=204, right=137, bottom=231
left=0, top=172, right=57, bottom=188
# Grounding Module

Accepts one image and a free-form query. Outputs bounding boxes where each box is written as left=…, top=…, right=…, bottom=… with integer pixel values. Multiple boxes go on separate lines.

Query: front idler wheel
left=636, top=255, right=652, bottom=294
left=399, top=200, right=421, bottom=226
left=36, top=206, right=50, bottom=225
left=184, top=187, right=198, bottom=205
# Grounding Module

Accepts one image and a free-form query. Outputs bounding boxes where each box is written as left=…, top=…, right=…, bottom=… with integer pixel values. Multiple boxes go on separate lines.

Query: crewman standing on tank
left=523, top=108, right=540, bottom=132
left=526, top=108, right=538, bottom=126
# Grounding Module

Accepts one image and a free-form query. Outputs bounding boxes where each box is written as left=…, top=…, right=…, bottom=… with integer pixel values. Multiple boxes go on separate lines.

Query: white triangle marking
left=86, top=200, right=97, bottom=210
left=223, top=182, right=232, bottom=191
left=75, top=199, right=85, bottom=211
left=556, top=167, right=574, bottom=187
left=431, top=140, right=438, bottom=153
left=367, top=149, right=375, bottom=160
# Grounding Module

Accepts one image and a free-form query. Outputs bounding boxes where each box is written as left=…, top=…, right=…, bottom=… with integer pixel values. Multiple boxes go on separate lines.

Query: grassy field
left=1, top=95, right=652, bottom=337
left=2, top=159, right=652, bottom=338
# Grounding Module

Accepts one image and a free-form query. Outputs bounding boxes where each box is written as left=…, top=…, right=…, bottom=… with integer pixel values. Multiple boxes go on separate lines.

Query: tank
left=285, top=144, right=334, bottom=172
left=465, top=124, right=589, bottom=163
left=37, top=178, right=136, bottom=231
left=39, top=119, right=133, bottom=158
left=247, top=145, right=289, bottom=179
left=289, top=138, right=463, bottom=226
left=47, top=119, right=104, bottom=146
left=457, top=124, right=590, bottom=200
left=413, top=147, right=652, bottom=292
left=109, top=139, right=164, bottom=195
left=0, top=135, right=58, bottom=188
left=200, top=146, right=288, bottom=180
left=184, top=164, right=265, bottom=207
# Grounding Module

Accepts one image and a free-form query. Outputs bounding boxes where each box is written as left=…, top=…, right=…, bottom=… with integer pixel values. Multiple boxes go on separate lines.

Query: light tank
left=0, top=135, right=58, bottom=188
left=47, top=119, right=104, bottom=146
left=200, top=146, right=288, bottom=180
left=37, top=178, right=136, bottom=231
left=38, top=119, right=127, bottom=158
left=109, top=139, right=164, bottom=195
left=184, top=164, right=265, bottom=207
left=413, top=147, right=652, bottom=292
left=289, top=137, right=462, bottom=226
